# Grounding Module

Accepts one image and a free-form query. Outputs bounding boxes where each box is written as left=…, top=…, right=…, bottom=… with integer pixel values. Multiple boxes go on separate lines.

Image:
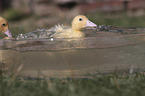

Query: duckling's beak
left=4, top=28, right=13, bottom=38
left=85, top=20, right=97, bottom=29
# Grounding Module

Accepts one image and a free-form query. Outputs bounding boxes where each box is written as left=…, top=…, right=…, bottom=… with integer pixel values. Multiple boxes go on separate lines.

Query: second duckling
left=0, top=17, right=13, bottom=39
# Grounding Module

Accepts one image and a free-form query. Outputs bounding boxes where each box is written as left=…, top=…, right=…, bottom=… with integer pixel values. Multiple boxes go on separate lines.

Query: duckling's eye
left=79, top=18, right=82, bottom=21
left=2, top=23, right=6, bottom=26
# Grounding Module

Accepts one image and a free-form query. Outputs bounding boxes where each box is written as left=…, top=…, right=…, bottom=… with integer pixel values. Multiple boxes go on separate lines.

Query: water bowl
left=1, top=27, right=145, bottom=78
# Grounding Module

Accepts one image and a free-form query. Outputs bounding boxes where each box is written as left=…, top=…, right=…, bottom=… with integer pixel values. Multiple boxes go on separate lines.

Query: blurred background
left=0, top=0, right=145, bottom=37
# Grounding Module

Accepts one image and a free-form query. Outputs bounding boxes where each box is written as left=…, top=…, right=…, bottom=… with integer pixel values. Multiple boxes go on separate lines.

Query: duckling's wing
left=47, top=24, right=70, bottom=33
left=47, top=24, right=72, bottom=38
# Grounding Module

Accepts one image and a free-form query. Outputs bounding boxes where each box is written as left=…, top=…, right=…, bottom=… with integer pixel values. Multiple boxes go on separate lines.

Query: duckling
left=0, top=17, right=13, bottom=39
left=53, top=15, right=97, bottom=38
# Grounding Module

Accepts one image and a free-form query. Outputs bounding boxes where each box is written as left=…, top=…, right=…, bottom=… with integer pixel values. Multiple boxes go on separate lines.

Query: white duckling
left=0, top=17, right=13, bottom=39
left=52, top=15, right=97, bottom=38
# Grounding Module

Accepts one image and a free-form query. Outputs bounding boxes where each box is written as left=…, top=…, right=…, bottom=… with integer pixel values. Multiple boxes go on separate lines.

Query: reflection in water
left=1, top=43, right=145, bottom=78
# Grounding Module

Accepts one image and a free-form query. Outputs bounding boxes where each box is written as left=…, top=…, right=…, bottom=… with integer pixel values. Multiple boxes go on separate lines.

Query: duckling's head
left=0, top=17, right=12, bottom=38
left=71, top=15, right=97, bottom=31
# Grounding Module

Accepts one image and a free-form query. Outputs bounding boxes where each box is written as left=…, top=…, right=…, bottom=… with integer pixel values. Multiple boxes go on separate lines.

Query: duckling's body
left=53, top=15, right=97, bottom=38
left=53, top=26, right=85, bottom=38
left=0, top=17, right=12, bottom=39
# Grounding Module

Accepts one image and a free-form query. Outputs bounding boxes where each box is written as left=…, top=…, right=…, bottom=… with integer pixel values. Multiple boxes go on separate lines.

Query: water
left=1, top=27, right=145, bottom=78
left=16, top=25, right=145, bottom=39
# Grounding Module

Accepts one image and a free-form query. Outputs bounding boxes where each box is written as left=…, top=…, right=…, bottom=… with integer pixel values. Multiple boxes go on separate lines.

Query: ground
left=0, top=72, right=145, bottom=96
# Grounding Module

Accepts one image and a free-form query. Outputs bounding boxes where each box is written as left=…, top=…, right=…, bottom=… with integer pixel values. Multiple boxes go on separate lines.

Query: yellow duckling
left=53, top=15, right=97, bottom=38
left=0, top=17, right=13, bottom=39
